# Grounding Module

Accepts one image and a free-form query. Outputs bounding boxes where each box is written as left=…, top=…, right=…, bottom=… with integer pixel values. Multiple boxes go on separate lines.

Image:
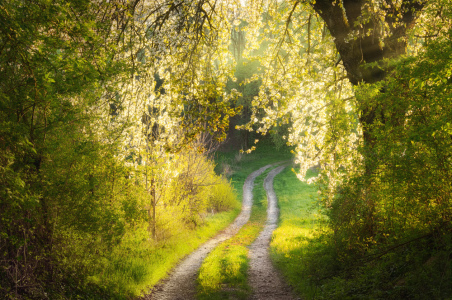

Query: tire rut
left=248, top=164, right=299, bottom=300
left=143, top=163, right=276, bottom=300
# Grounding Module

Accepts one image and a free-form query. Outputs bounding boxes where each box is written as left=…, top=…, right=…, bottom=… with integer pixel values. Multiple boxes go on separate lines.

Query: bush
left=301, top=28, right=452, bottom=300
left=206, top=177, right=239, bottom=213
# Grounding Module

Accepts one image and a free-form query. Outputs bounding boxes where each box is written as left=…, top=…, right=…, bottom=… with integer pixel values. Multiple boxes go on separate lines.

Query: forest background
left=1, top=0, right=451, bottom=299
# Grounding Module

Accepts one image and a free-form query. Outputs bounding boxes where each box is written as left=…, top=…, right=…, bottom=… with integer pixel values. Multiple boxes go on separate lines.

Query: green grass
left=214, top=139, right=293, bottom=191
left=270, top=167, right=325, bottom=298
left=271, top=167, right=452, bottom=300
left=90, top=141, right=294, bottom=299
left=87, top=209, right=240, bottom=299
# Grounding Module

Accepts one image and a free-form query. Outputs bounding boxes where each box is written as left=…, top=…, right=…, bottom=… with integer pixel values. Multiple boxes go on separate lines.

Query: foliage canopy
left=1, top=0, right=451, bottom=298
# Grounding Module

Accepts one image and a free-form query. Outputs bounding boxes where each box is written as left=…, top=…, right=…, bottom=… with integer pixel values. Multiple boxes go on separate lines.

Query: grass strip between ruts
left=196, top=167, right=271, bottom=300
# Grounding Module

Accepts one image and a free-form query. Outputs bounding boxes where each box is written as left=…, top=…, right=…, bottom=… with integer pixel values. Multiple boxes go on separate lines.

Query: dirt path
left=248, top=165, right=299, bottom=300
left=144, top=164, right=275, bottom=300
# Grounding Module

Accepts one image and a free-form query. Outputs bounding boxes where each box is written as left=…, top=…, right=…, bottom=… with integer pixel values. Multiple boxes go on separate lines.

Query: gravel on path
left=248, top=164, right=299, bottom=300
left=143, top=163, right=276, bottom=300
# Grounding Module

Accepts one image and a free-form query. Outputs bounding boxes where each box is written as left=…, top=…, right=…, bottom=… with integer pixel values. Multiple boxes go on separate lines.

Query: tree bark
left=311, top=0, right=426, bottom=151
left=312, top=0, right=425, bottom=84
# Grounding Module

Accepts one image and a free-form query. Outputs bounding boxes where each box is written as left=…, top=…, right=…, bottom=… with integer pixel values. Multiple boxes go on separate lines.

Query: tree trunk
left=312, top=0, right=424, bottom=86
left=151, top=178, right=157, bottom=241
left=312, top=0, right=425, bottom=161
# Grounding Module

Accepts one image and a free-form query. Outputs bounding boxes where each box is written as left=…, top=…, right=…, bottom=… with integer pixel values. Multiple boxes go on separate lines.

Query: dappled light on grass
left=197, top=244, right=249, bottom=299
left=270, top=167, right=326, bottom=297
left=272, top=227, right=315, bottom=256
left=271, top=167, right=323, bottom=253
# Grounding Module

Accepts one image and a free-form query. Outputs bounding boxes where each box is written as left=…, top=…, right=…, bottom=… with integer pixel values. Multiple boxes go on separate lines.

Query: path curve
left=248, top=164, right=299, bottom=300
left=144, top=163, right=276, bottom=300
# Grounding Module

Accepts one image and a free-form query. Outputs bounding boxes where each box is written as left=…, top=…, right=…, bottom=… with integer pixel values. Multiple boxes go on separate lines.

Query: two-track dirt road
left=144, top=163, right=297, bottom=300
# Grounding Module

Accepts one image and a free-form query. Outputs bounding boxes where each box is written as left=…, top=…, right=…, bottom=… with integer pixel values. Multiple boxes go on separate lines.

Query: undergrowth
left=102, top=210, right=240, bottom=299
left=271, top=168, right=452, bottom=300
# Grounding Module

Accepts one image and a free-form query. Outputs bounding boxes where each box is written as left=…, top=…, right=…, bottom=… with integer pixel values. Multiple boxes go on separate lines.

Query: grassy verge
left=86, top=209, right=239, bottom=299
left=271, top=168, right=452, bottom=299
left=88, top=141, right=292, bottom=299
left=270, top=167, right=325, bottom=298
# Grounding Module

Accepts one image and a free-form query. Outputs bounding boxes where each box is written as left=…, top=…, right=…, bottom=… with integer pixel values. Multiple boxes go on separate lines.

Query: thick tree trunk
left=312, top=0, right=424, bottom=86
left=312, top=0, right=425, bottom=154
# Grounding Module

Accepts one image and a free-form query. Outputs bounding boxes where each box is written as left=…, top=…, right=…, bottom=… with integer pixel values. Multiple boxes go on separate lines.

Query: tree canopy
left=1, top=0, right=451, bottom=298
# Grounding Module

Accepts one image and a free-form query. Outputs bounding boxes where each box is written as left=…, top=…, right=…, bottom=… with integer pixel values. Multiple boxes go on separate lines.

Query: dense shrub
left=303, top=28, right=452, bottom=299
